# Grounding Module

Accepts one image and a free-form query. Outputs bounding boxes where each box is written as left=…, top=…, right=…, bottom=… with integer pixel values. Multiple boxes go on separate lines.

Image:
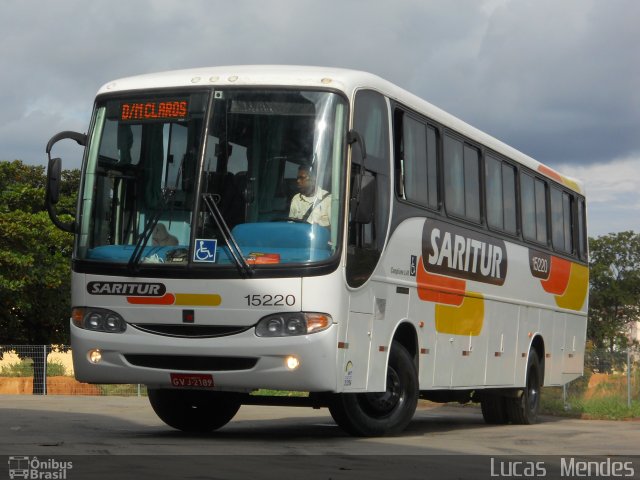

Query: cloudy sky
left=1, top=0, right=638, bottom=237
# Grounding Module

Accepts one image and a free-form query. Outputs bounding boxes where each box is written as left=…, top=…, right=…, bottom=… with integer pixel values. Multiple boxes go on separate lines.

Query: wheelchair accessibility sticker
left=193, top=239, right=217, bottom=263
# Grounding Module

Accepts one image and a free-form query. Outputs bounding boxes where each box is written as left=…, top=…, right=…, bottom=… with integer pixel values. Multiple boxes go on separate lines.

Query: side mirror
left=45, top=131, right=86, bottom=233
left=47, top=157, right=62, bottom=205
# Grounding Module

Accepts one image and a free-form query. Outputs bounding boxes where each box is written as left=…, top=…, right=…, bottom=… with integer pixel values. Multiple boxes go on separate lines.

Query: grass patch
left=540, top=386, right=640, bottom=420
left=97, top=384, right=147, bottom=396
left=578, top=397, right=640, bottom=420
left=250, top=389, right=309, bottom=397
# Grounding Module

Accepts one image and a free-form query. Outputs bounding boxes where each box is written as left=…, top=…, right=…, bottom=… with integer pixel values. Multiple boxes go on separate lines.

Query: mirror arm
left=46, top=131, right=86, bottom=155
left=347, top=130, right=367, bottom=161
left=45, top=131, right=84, bottom=234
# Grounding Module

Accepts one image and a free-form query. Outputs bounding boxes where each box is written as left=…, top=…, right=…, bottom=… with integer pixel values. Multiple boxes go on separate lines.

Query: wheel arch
left=391, top=321, right=419, bottom=372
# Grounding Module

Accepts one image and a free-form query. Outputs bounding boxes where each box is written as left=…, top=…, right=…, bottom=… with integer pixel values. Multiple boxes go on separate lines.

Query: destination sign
left=120, top=99, right=188, bottom=122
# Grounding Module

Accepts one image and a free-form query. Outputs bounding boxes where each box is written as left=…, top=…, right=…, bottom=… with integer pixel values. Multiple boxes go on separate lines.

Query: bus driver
left=289, top=164, right=331, bottom=227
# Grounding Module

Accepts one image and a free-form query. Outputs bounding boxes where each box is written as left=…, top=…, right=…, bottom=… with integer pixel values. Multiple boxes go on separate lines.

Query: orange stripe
left=538, top=164, right=564, bottom=183
left=416, top=256, right=466, bottom=306
left=127, top=293, right=175, bottom=305
left=540, top=256, right=571, bottom=295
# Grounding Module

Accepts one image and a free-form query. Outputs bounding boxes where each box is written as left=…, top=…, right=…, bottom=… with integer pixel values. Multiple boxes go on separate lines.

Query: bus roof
left=97, top=65, right=583, bottom=194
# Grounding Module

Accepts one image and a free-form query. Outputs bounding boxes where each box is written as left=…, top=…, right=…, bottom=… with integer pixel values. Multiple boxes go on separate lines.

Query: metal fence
left=558, top=347, right=640, bottom=410
left=0, top=345, right=638, bottom=407
left=0, top=345, right=145, bottom=396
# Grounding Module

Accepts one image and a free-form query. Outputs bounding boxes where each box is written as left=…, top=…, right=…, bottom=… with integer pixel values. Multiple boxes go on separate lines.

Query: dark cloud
left=1, top=0, right=638, bottom=233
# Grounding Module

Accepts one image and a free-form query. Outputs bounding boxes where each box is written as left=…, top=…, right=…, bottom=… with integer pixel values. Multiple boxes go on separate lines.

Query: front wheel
left=329, top=341, right=418, bottom=436
left=148, top=389, right=241, bottom=433
left=506, top=350, right=542, bottom=424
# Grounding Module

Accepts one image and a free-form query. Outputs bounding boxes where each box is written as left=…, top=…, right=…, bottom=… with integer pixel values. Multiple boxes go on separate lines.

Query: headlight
left=255, top=312, right=332, bottom=337
left=72, top=307, right=127, bottom=333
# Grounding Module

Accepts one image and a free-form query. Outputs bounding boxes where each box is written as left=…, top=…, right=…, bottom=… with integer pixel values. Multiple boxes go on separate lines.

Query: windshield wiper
left=201, top=193, right=253, bottom=277
left=127, top=188, right=176, bottom=272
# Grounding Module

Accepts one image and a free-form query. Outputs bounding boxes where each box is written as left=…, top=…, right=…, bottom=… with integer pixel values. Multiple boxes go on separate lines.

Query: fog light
left=285, top=356, right=300, bottom=371
left=88, top=349, right=102, bottom=364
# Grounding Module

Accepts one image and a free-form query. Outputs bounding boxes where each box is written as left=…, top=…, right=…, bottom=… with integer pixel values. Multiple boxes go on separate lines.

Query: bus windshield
left=76, top=89, right=348, bottom=270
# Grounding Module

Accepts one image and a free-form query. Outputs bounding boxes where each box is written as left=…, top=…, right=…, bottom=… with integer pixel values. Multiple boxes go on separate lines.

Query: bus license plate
left=170, top=373, right=214, bottom=388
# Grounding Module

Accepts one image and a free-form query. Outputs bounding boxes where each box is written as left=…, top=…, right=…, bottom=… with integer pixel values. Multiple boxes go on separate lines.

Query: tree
left=0, top=160, right=78, bottom=393
left=588, top=231, right=640, bottom=353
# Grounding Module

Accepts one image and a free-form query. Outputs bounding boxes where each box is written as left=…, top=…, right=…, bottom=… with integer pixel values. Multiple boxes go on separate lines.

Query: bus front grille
left=124, top=354, right=258, bottom=371
left=130, top=323, right=252, bottom=338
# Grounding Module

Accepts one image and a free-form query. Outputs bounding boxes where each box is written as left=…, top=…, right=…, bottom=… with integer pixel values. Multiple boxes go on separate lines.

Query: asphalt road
left=1, top=396, right=639, bottom=479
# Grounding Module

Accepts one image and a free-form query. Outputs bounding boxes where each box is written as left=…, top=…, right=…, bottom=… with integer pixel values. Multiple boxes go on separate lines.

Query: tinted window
left=535, top=178, right=548, bottom=244
left=347, top=90, right=390, bottom=287
left=521, top=173, right=548, bottom=244
left=444, top=135, right=480, bottom=222
left=551, top=187, right=575, bottom=254
left=444, top=135, right=464, bottom=217
left=426, top=126, right=438, bottom=208
left=402, top=115, right=428, bottom=205
left=485, top=155, right=516, bottom=234
left=521, top=174, right=536, bottom=241
left=502, top=163, right=517, bottom=233
left=464, top=145, right=480, bottom=222
left=577, top=197, right=587, bottom=259
left=395, top=112, right=438, bottom=209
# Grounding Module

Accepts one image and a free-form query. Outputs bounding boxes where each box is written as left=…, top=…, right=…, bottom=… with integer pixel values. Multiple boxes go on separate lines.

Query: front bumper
left=71, top=321, right=339, bottom=392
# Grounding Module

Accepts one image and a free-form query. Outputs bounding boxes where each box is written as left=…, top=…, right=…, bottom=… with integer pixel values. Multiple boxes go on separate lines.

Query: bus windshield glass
left=76, top=89, right=347, bottom=270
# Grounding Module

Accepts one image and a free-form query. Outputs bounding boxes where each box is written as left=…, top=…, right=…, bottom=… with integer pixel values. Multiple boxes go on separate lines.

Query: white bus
left=46, top=66, right=588, bottom=436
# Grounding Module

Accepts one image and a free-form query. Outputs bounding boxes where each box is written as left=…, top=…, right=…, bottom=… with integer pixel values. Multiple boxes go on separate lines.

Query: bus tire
left=480, top=394, right=508, bottom=424
left=328, top=341, right=418, bottom=436
left=506, top=350, right=541, bottom=425
left=148, top=388, right=241, bottom=433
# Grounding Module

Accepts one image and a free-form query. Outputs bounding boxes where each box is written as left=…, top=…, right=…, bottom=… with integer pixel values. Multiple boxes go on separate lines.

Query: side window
left=444, top=135, right=463, bottom=216
left=521, top=173, right=548, bottom=244
left=535, top=178, right=548, bottom=244
left=577, top=197, right=587, bottom=259
left=550, top=186, right=574, bottom=254
left=347, top=90, right=391, bottom=288
left=356, top=91, right=389, bottom=172
left=394, top=111, right=438, bottom=209
left=485, top=155, right=517, bottom=234
left=521, top=174, right=536, bottom=241
left=444, top=134, right=480, bottom=222
left=426, top=126, right=438, bottom=208
left=502, top=163, right=517, bottom=233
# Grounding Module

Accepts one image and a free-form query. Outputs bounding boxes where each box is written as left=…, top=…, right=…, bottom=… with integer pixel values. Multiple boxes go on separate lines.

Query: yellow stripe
left=555, top=263, right=589, bottom=311
left=435, top=292, right=484, bottom=336
left=174, top=293, right=222, bottom=307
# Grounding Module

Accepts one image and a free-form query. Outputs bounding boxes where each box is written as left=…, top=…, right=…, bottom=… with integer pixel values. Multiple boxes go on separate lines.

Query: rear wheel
left=329, top=341, right=418, bottom=436
left=481, top=394, right=508, bottom=424
left=506, top=350, right=541, bottom=425
left=148, top=389, right=241, bottom=433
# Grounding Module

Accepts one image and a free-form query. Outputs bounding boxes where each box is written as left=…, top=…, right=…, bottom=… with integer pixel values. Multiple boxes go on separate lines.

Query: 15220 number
left=244, top=294, right=296, bottom=307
